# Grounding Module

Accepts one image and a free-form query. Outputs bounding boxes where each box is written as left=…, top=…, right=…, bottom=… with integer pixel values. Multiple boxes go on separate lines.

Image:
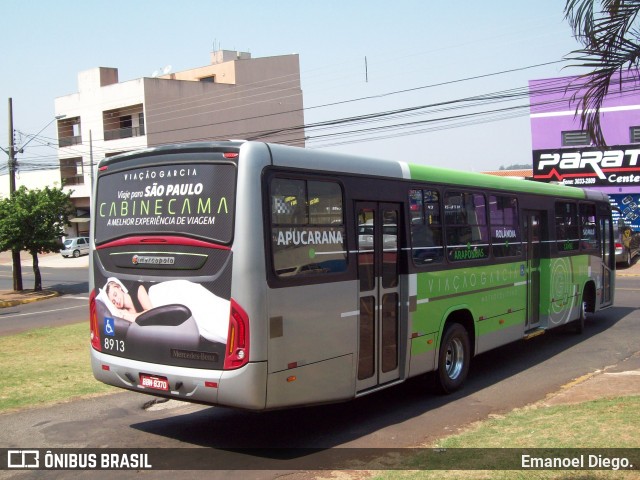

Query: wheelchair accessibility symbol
left=104, top=317, right=115, bottom=337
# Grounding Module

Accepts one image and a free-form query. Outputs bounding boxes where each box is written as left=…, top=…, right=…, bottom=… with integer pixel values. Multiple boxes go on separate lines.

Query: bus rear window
left=95, top=163, right=236, bottom=244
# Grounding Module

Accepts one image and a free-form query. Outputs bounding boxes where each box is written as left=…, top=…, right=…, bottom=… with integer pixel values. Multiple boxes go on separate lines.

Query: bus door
left=524, top=210, right=544, bottom=330
left=600, top=216, right=614, bottom=306
left=355, top=202, right=401, bottom=391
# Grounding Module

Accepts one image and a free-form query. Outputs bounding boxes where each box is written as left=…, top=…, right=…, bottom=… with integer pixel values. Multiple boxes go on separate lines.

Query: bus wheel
left=574, top=298, right=587, bottom=334
left=436, top=322, right=470, bottom=394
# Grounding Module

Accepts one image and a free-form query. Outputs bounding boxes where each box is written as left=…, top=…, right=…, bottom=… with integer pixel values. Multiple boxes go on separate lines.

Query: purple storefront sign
left=532, top=145, right=640, bottom=187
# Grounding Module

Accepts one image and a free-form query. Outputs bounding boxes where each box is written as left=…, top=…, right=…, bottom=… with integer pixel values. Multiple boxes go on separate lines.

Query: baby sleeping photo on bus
left=95, top=277, right=230, bottom=345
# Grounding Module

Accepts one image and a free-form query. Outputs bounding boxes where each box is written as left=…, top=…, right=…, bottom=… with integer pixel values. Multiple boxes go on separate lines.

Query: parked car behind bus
left=615, top=221, right=640, bottom=267
left=60, top=237, right=90, bottom=258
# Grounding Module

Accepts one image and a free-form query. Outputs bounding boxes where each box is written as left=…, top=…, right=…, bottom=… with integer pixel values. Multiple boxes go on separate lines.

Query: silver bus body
left=90, top=141, right=614, bottom=410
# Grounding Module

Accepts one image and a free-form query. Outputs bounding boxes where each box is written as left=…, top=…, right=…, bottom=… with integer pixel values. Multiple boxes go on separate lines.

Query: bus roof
left=267, top=142, right=605, bottom=202
left=407, top=163, right=592, bottom=200
left=98, top=141, right=244, bottom=167
left=99, top=141, right=608, bottom=203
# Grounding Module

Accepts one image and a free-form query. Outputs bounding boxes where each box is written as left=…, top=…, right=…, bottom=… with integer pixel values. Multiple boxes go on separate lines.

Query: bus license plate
left=140, top=374, right=169, bottom=391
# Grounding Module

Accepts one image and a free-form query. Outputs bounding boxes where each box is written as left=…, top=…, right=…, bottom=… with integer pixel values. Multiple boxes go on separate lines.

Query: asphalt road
left=0, top=254, right=89, bottom=336
left=0, top=252, right=89, bottom=292
left=0, top=265, right=638, bottom=478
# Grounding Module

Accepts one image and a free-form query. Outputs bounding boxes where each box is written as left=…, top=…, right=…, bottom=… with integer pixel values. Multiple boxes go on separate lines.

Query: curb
left=0, top=290, right=60, bottom=308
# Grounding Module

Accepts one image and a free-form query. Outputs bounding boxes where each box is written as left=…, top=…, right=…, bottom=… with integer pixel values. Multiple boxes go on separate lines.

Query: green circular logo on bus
left=308, top=248, right=316, bottom=259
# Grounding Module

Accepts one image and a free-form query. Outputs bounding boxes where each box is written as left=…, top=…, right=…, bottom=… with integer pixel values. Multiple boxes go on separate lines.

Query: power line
left=15, top=78, right=640, bottom=171
left=9, top=59, right=640, bottom=176
left=3, top=58, right=573, bottom=155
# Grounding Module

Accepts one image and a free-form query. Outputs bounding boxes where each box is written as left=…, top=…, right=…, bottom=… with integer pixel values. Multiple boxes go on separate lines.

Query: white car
left=358, top=223, right=397, bottom=250
left=60, top=237, right=90, bottom=258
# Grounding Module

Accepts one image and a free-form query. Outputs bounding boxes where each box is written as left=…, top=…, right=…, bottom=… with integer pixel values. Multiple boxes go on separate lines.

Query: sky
left=0, top=0, right=588, bottom=172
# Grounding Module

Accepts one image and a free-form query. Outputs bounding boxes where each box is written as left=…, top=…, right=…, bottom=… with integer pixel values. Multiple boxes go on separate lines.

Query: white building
left=7, top=50, right=304, bottom=236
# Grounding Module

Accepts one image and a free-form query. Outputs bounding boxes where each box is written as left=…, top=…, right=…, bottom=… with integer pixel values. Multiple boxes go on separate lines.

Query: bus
left=89, top=141, right=615, bottom=410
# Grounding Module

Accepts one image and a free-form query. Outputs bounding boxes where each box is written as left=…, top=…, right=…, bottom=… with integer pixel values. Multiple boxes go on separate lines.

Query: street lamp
left=4, top=97, right=65, bottom=291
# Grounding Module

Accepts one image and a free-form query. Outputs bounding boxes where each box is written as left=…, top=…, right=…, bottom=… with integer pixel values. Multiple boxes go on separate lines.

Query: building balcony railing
left=61, top=175, right=85, bottom=186
left=58, top=136, right=82, bottom=148
left=104, top=126, right=145, bottom=141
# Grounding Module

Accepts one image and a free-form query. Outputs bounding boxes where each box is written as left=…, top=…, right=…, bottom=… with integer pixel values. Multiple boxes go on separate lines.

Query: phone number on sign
left=565, top=178, right=596, bottom=185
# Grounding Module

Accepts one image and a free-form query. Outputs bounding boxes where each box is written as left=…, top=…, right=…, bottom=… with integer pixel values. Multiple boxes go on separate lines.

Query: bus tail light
left=224, top=299, right=250, bottom=370
left=89, top=289, right=101, bottom=351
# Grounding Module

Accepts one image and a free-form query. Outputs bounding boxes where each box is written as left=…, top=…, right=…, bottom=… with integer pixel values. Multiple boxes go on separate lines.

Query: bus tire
left=435, top=322, right=470, bottom=394
left=574, top=298, right=587, bottom=334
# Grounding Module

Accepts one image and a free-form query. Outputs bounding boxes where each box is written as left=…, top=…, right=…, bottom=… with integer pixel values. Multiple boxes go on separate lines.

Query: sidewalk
left=543, top=351, right=640, bottom=406
left=0, top=249, right=89, bottom=268
left=617, top=256, right=640, bottom=276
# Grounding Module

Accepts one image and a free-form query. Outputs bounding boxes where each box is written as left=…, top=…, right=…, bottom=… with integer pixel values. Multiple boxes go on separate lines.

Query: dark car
left=615, top=222, right=640, bottom=267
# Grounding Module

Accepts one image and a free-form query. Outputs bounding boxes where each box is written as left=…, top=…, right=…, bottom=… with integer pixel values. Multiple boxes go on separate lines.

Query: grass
left=434, top=397, right=640, bottom=449
left=1, top=324, right=638, bottom=479
left=0, top=322, right=115, bottom=411
left=365, top=397, right=640, bottom=479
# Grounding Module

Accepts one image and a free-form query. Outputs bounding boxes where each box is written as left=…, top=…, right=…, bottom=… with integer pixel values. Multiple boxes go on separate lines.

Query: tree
left=564, top=0, right=640, bottom=145
left=0, top=186, right=74, bottom=291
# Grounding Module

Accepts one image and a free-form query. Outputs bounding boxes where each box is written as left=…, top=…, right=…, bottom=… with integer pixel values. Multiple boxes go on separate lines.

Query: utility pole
left=90, top=130, right=94, bottom=190
left=7, top=98, right=23, bottom=291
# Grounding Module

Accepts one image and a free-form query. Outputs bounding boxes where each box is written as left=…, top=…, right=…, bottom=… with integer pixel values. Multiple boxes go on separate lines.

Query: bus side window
left=271, top=179, right=308, bottom=225
left=409, top=189, right=444, bottom=265
left=489, top=195, right=522, bottom=258
left=308, top=181, right=343, bottom=225
left=270, top=177, right=347, bottom=280
left=555, top=202, right=579, bottom=252
left=579, top=203, right=599, bottom=251
left=444, top=191, right=489, bottom=262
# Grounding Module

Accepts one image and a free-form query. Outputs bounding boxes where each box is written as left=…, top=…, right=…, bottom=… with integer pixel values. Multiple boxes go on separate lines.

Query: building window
left=60, top=157, right=84, bottom=186
left=58, top=117, right=82, bottom=147
left=103, top=104, right=145, bottom=141
left=630, top=126, right=640, bottom=143
left=562, top=130, right=590, bottom=146
left=200, top=75, right=216, bottom=83
left=104, top=151, right=128, bottom=158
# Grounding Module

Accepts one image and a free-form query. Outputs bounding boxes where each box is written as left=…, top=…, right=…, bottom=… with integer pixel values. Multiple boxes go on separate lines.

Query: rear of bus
left=90, top=142, right=271, bottom=410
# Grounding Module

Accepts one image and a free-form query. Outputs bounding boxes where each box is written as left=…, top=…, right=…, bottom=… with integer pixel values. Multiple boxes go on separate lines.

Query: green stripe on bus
left=407, top=163, right=586, bottom=199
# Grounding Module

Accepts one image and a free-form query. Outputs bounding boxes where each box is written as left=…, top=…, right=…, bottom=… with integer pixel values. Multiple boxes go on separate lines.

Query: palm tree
left=564, top=0, right=640, bottom=145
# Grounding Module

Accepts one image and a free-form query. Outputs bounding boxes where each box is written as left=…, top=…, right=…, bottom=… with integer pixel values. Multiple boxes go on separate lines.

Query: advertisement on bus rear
left=92, top=273, right=231, bottom=369
left=93, top=162, right=237, bottom=369
left=95, top=163, right=236, bottom=244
